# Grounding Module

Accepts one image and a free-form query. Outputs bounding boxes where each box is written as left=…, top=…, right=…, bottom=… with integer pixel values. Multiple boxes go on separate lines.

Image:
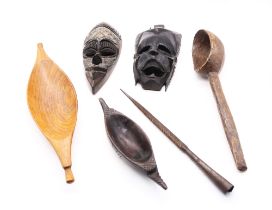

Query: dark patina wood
left=192, top=29, right=247, bottom=171
left=121, top=90, right=234, bottom=194
left=99, top=98, right=167, bottom=190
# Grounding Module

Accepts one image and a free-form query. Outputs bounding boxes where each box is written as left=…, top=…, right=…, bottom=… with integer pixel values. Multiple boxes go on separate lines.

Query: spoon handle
left=208, top=72, right=247, bottom=171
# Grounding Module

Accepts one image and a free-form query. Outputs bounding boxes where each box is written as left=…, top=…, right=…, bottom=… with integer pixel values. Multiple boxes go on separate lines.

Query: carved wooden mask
left=83, top=23, right=122, bottom=94
left=133, top=25, right=181, bottom=91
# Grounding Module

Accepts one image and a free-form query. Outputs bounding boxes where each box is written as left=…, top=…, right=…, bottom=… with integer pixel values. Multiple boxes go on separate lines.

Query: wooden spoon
left=27, top=43, right=78, bottom=183
left=192, top=30, right=247, bottom=171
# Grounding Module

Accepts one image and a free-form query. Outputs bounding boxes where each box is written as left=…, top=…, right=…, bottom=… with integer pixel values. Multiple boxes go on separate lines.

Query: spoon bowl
left=192, top=29, right=224, bottom=75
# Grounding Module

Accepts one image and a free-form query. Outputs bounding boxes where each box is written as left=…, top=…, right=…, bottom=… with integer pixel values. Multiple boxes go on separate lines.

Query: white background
left=0, top=0, right=271, bottom=209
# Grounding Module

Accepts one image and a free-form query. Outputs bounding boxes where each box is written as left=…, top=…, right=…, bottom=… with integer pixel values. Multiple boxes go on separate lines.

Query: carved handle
left=184, top=148, right=234, bottom=193
left=148, top=122, right=234, bottom=193
left=208, top=72, right=247, bottom=171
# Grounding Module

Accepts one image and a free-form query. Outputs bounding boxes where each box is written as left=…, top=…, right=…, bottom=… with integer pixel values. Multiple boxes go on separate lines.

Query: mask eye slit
left=138, top=46, right=150, bottom=54
left=83, top=47, right=96, bottom=57
left=84, top=40, right=98, bottom=57
left=158, top=44, right=171, bottom=55
left=100, top=48, right=116, bottom=56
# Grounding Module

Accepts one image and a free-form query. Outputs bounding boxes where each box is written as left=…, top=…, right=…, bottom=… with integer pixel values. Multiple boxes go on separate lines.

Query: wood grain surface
left=192, top=30, right=247, bottom=171
left=27, top=43, right=78, bottom=183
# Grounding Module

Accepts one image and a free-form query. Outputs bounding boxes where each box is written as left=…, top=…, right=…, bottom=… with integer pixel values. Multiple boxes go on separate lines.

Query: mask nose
left=149, top=50, right=158, bottom=56
left=92, top=54, right=102, bottom=65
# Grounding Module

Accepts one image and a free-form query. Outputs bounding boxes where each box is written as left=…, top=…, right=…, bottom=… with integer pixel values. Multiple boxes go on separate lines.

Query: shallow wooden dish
left=27, top=43, right=78, bottom=183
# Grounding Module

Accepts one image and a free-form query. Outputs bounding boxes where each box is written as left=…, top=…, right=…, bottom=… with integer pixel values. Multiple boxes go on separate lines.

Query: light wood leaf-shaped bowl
left=27, top=43, right=78, bottom=183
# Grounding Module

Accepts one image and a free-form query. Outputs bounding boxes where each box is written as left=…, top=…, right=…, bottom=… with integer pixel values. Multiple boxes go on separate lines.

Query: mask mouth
left=142, top=61, right=165, bottom=78
left=86, top=67, right=107, bottom=73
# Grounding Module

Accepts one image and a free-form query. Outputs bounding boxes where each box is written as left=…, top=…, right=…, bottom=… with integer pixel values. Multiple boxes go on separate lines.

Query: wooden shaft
left=160, top=127, right=234, bottom=193
left=208, top=72, right=247, bottom=171
left=184, top=148, right=233, bottom=193
left=121, top=89, right=234, bottom=193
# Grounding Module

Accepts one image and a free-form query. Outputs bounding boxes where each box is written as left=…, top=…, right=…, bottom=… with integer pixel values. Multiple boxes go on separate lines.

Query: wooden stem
left=208, top=72, right=247, bottom=171
left=64, top=167, right=74, bottom=183
left=185, top=148, right=233, bottom=193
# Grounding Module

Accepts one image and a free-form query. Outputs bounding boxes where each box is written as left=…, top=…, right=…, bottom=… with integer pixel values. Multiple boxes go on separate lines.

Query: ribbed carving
left=93, top=22, right=121, bottom=40
left=147, top=169, right=167, bottom=190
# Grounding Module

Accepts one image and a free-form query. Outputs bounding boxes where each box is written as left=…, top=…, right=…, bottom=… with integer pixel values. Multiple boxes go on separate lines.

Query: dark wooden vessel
left=99, top=98, right=167, bottom=190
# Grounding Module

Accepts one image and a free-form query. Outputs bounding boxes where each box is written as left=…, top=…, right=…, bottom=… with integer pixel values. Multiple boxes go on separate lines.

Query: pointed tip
left=164, top=83, right=169, bottom=92
left=120, top=88, right=126, bottom=95
left=37, top=43, right=43, bottom=49
left=89, top=76, right=104, bottom=94
left=99, top=98, right=109, bottom=112
left=85, top=72, right=103, bottom=95
left=36, top=42, right=47, bottom=59
left=148, top=170, right=167, bottom=190
left=91, top=86, right=98, bottom=95
left=160, top=181, right=168, bottom=190
left=120, top=89, right=131, bottom=100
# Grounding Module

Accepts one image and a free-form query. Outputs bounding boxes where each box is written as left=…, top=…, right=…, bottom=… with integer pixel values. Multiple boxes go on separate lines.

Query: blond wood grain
left=27, top=43, right=78, bottom=183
